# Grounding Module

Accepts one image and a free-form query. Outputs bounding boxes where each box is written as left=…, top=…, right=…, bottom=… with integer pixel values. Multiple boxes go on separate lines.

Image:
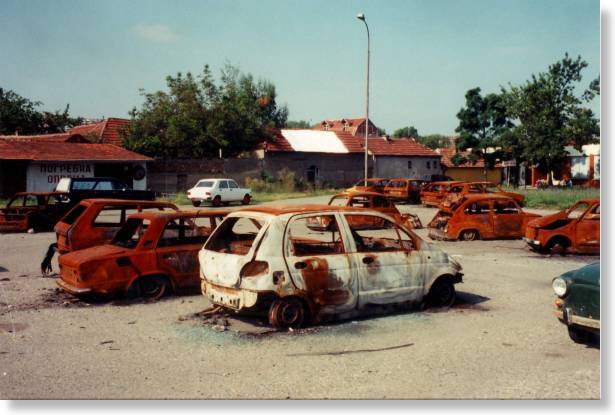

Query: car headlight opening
left=552, top=278, right=568, bottom=297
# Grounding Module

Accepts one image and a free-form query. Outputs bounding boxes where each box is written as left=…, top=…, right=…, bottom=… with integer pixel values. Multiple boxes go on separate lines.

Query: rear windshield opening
left=204, top=217, right=264, bottom=255
left=197, top=181, right=214, bottom=188
left=61, top=204, right=87, bottom=225
left=112, top=218, right=150, bottom=249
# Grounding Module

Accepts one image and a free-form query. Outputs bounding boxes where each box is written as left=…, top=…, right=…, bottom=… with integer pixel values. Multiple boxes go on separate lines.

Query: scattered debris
left=288, top=342, right=415, bottom=357
left=99, top=340, right=114, bottom=345
left=0, top=278, right=10, bottom=282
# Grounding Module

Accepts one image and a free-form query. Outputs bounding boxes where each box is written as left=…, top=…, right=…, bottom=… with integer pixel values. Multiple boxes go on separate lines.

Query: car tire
left=242, top=194, right=251, bottom=205
left=138, top=276, right=168, bottom=301
left=213, top=196, right=222, bottom=207
left=427, top=278, right=456, bottom=308
left=460, top=229, right=479, bottom=241
left=568, top=326, right=590, bottom=344
left=268, top=297, right=307, bottom=329
left=191, top=200, right=201, bottom=207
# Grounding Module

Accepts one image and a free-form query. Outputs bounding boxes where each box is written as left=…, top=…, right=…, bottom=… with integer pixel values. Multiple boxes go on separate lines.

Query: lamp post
left=357, top=13, right=370, bottom=186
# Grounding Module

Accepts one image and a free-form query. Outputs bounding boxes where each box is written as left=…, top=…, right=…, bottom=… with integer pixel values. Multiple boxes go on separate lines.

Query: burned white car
left=198, top=205, right=463, bottom=328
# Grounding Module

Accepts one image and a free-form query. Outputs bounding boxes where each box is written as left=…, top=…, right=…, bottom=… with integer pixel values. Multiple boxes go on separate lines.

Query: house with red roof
left=260, top=129, right=442, bottom=187
left=68, top=117, right=130, bottom=146
left=435, top=138, right=503, bottom=183
left=0, top=132, right=151, bottom=197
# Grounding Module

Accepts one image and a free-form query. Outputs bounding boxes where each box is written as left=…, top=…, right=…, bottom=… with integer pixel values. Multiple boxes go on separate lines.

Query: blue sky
left=0, top=0, right=600, bottom=135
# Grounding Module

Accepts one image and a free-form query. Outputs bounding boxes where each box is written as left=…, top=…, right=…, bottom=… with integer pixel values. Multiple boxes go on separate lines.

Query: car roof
left=387, top=178, right=420, bottom=182
left=128, top=208, right=232, bottom=221
left=236, top=204, right=380, bottom=216
left=79, top=198, right=176, bottom=206
left=576, top=198, right=600, bottom=204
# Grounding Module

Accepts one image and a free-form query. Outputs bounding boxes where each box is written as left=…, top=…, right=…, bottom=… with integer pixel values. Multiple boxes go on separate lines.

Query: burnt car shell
left=57, top=209, right=229, bottom=299
left=384, top=178, right=423, bottom=204
left=525, top=199, right=599, bottom=255
left=0, top=192, right=70, bottom=232
left=428, top=194, right=540, bottom=241
left=199, top=205, right=463, bottom=328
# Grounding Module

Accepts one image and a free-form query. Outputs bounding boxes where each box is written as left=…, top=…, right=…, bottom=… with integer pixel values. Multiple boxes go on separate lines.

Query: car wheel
left=213, top=196, right=222, bottom=207
left=242, top=194, right=251, bottom=205
left=191, top=200, right=201, bottom=207
left=268, top=297, right=307, bottom=329
left=460, top=229, right=479, bottom=241
left=427, top=279, right=456, bottom=308
left=568, top=326, right=590, bottom=344
left=139, top=276, right=167, bottom=301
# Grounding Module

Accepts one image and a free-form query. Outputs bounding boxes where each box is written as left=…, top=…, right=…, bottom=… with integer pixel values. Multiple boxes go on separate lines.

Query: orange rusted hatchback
left=420, top=181, right=463, bottom=207
left=384, top=178, right=423, bottom=204
left=428, top=194, right=540, bottom=241
left=57, top=209, right=229, bottom=300
left=524, top=199, right=599, bottom=255
left=322, top=191, right=421, bottom=229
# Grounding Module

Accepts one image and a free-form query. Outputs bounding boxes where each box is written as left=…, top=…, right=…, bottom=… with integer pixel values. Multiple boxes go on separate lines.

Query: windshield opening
left=204, top=216, right=265, bottom=255
left=113, top=218, right=150, bottom=249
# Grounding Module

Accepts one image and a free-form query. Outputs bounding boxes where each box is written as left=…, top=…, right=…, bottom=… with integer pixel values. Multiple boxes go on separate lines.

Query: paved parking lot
left=0, top=196, right=599, bottom=399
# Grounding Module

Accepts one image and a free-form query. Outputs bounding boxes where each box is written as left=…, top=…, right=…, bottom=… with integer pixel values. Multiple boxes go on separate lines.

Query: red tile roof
left=437, top=142, right=502, bottom=168
left=0, top=139, right=151, bottom=162
left=0, top=133, right=89, bottom=143
left=69, top=118, right=130, bottom=146
left=312, top=117, right=378, bottom=137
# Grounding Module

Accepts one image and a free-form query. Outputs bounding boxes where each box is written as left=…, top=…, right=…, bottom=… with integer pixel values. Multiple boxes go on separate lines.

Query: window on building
left=427, top=161, right=431, bottom=169
left=407, top=160, right=412, bottom=169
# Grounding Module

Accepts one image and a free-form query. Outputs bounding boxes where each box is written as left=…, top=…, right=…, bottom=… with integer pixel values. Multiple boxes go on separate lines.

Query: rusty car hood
left=60, top=244, right=131, bottom=267
left=527, top=210, right=566, bottom=228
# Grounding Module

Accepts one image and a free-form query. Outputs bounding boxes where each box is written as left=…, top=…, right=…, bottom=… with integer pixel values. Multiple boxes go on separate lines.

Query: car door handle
left=362, top=256, right=375, bottom=264
left=294, top=261, right=307, bottom=270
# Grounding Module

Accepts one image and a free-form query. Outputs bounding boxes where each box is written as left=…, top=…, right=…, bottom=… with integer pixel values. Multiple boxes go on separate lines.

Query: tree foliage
left=124, top=64, right=288, bottom=159
left=0, top=88, right=82, bottom=135
left=284, top=120, right=311, bottom=129
left=503, top=54, right=600, bottom=176
left=393, top=126, right=419, bottom=138
left=417, top=134, right=450, bottom=150
left=454, top=88, right=512, bottom=175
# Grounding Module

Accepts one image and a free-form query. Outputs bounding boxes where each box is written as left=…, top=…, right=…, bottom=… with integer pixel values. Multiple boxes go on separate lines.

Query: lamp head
left=357, top=13, right=365, bottom=21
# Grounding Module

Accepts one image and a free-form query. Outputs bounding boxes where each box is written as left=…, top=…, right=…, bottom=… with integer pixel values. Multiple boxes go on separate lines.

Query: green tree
left=503, top=54, right=599, bottom=183
left=124, top=64, right=288, bottom=159
left=393, top=126, right=419, bottom=138
left=417, top=134, right=450, bottom=150
left=284, top=120, right=311, bottom=129
left=455, top=88, right=512, bottom=181
left=377, top=127, right=387, bottom=136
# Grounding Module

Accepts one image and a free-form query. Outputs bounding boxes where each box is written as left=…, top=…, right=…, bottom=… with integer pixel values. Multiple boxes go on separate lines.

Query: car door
left=284, top=213, right=358, bottom=314
left=460, top=199, right=495, bottom=239
left=343, top=213, right=423, bottom=306
left=156, top=217, right=207, bottom=290
left=575, top=203, right=600, bottom=253
left=228, top=180, right=240, bottom=202
left=492, top=199, right=525, bottom=238
left=218, top=180, right=229, bottom=202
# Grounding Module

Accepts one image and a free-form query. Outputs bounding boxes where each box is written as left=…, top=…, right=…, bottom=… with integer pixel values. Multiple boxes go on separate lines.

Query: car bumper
left=202, top=281, right=259, bottom=310
left=555, top=308, right=600, bottom=331
left=428, top=228, right=455, bottom=241
left=523, top=237, right=541, bottom=247
left=56, top=278, right=94, bottom=295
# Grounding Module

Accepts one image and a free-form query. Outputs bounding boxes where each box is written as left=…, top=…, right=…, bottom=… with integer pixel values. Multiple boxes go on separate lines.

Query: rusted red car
left=0, top=192, right=71, bottom=232
left=428, top=194, right=540, bottom=241
left=346, top=178, right=389, bottom=194
left=383, top=178, right=423, bottom=204
left=57, top=209, right=229, bottom=300
left=420, top=181, right=463, bottom=207
left=524, top=199, right=600, bottom=254
left=321, top=191, right=422, bottom=229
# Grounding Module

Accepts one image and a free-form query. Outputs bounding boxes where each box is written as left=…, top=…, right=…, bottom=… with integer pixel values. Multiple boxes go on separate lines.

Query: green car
left=552, top=262, right=600, bottom=344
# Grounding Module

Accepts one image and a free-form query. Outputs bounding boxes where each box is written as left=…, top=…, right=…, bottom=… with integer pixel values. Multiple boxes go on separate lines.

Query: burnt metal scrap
left=199, top=205, right=463, bottom=329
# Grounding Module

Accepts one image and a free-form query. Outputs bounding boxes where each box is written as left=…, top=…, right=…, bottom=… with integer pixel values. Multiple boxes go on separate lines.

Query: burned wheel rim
left=139, top=277, right=167, bottom=300
left=191, top=200, right=201, bottom=207
left=213, top=196, right=222, bottom=207
left=460, top=230, right=478, bottom=241
left=269, top=298, right=305, bottom=329
left=242, top=194, right=251, bottom=205
left=428, top=279, right=455, bottom=308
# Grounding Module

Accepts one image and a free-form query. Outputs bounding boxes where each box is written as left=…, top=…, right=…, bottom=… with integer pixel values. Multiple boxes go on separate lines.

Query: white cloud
left=132, top=23, right=179, bottom=43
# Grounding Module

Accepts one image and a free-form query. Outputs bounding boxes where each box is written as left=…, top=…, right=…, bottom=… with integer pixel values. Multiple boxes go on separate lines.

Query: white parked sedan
left=187, top=178, right=252, bottom=207
left=198, top=205, right=463, bottom=328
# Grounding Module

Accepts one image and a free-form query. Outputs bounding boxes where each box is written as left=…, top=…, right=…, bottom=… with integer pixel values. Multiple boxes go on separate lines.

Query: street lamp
left=357, top=13, right=370, bottom=186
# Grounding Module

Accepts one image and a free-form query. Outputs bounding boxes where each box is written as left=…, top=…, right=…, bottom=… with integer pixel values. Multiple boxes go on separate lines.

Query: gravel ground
left=0, top=196, right=600, bottom=399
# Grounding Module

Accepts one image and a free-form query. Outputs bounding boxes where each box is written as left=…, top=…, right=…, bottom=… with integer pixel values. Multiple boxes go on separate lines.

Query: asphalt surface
left=0, top=195, right=600, bottom=399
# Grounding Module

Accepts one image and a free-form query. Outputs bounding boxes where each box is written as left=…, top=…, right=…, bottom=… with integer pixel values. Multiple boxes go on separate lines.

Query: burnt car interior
left=346, top=215, right=414, bottom=252
left=463, top=201, right=491, bottom=215
left=158, top=217, right=222, bottom=247
left=92, top=206, right=176, bottom=228
left=113, top=218, right=151, bottom=249
left=205, top=217, right=264, bottom=255
left=289, top=215, right=345, bottom=256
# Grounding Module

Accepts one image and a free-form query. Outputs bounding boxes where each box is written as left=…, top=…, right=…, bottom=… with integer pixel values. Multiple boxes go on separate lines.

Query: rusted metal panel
left=0, top=192, right=69, bottom=232
left=525, top=199, right=599, bottom=254
left=57, top=209, right=230, bottom=300
left=383, top=178, right=423, bottom=204
left=420, top=181, right=463, bottom=207
left=427, top=194, right=540, bottom=241
left=199, top=207, right=463, bottom=329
